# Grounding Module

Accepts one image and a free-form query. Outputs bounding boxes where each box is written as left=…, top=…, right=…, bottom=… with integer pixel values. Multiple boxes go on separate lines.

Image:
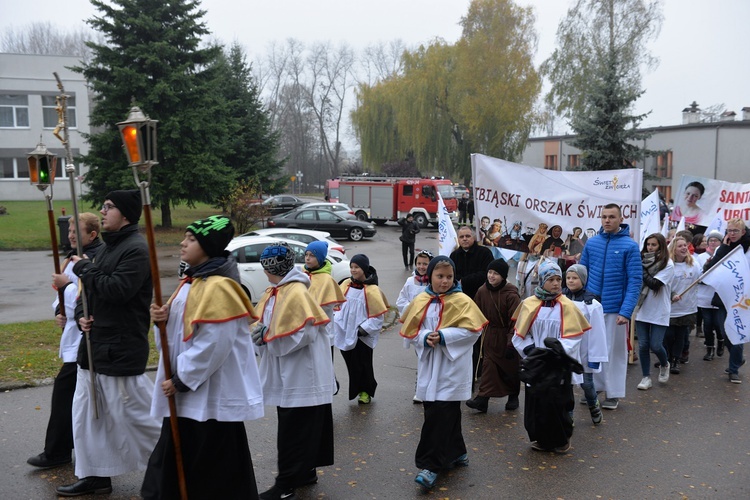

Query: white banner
left=671, top=175, right=750, bottom=228
left=640, top=189, right=662, bottom=249
left=437, top=192, right=458, bottom=256
left=701, top=245, right=750, bottom=345
left=470, top=154, right=643, bottom=261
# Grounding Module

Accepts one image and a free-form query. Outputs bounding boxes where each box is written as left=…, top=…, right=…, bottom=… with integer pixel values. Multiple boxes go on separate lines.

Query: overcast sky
left=3, top=0, right=748, bottom=134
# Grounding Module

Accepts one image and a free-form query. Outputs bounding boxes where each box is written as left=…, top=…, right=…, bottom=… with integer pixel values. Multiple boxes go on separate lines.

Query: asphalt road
left=1, top=223, right=749, bottom=498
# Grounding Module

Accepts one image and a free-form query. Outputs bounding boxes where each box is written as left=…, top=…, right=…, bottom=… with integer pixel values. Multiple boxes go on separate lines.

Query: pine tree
left=569, top=52, right=653, bottom=170
left=218, top=43, right=286, bottom=194
left=75, top=0, right=233, bottom=227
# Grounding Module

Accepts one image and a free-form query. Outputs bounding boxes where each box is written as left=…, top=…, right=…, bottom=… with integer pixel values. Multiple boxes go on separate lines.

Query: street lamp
left=27, top=139, right=65, bottom=308
left=117, top=105, right=187, bottom=500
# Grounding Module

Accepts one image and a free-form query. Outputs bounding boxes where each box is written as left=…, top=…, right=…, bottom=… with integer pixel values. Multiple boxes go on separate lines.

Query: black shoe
left=466, top=396, right=489, bottom=413
left=56, top=477, right=112, bottom=497
left=260, top=485, right=297, bottom=500
left=294, top=468, right=318, bottom=488
left=27, top=452, right=71, bottom=469
left=670, top=361, right=680, bottom=374
left=703, top=347, right=715, bottom=361
left=505, top=394, right=520, bottom=411
left=717, top=341, right=725, bottom=357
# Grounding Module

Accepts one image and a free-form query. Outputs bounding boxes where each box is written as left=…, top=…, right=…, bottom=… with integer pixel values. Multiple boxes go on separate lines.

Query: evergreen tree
left=76, top=0, right=233, bottom=227
left=569, top=51, right=653, bottom=170
left=218, top=43, right=286, bottom=194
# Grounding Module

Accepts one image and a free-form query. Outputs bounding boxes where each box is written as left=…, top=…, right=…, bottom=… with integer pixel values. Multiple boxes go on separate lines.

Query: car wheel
left=349, top=227, right=364, bottom=241
left=241, top=285, right=254, bottom=303
left=414, top=213, right=428, bottom=228
left=355, top=211, right=369, bottom=222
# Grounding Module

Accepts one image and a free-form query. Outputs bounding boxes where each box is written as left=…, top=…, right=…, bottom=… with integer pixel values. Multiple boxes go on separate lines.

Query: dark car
left=267, top=208, right=377, bottom=241
left=259, top=195, right=306, bottom=216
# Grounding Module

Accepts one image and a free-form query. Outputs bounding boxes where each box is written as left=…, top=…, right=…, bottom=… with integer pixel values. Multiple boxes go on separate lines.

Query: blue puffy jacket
left=579, top=224, right=642, bottom=318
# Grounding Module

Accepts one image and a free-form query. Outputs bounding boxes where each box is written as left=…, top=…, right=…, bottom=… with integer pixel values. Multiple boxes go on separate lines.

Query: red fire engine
left=337, top=176, right=457, bottom=227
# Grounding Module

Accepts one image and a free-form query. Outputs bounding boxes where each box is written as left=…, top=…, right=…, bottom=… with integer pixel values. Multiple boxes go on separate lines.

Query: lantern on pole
left=117, top=105, right=187, bottom=500
left=27, top=138, right=65, bottom=321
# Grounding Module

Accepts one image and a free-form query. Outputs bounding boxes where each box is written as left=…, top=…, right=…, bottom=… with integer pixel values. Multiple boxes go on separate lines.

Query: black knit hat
left=105, top=189, right=142, bottom=224
left=186, top=215, right=235, bottom=258
left=350, top=254, right=370, bottom=272
left=487, top=258, right=509, bottom=279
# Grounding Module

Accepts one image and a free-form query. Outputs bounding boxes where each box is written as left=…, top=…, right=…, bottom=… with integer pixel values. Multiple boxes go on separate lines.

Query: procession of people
left=25, top=188, right=747, bottom=497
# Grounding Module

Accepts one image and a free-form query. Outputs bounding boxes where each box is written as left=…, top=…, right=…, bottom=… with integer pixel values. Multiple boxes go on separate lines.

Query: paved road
left=1, top=223, right=749, bottom=498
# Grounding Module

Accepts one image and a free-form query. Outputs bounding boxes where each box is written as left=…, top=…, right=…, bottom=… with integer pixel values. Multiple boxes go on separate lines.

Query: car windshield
left=437, top=185, right=455, bottom=199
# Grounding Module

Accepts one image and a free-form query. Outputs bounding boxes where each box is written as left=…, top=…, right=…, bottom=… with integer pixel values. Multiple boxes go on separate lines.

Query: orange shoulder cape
left=340, top=279, right=389, bottom=318
left=399, top=291, right=488, bottom=339
left=255, top=280, right=330, bottom=342
left=512, top=295, right=590, bottom=339
left=179, top=276, right=257, bottom=341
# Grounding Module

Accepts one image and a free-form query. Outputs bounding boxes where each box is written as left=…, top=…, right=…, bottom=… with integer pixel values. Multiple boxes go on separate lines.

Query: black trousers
left=415, top=401, right=466, bottom=472
left=402, top=241, right=415, bottom=268
left=275, top=404, right=334, bottom=490
left=44, top=362, right=77, bottom=459
left=142, top=417, right=257, bottom=500
left=340, top=339, right=378, bottom=400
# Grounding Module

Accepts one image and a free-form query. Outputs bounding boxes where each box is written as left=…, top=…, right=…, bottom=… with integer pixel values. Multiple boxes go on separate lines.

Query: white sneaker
left=658, top=362, right=670, bottom=383
left=637, top=376, right=652, bottom=390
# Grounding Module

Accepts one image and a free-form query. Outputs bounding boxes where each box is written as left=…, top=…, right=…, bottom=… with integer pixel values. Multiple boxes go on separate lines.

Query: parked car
left=267, top=208, right=377, bottom=241
left=240, top=228, right=346, bottom=255
left=298, top=202, right=356, bottom=219
left=453, top=184, right=469, bottom=199
left=226, top=236, right=350, bottom=302
left=257, top=195, right=306, bottom=216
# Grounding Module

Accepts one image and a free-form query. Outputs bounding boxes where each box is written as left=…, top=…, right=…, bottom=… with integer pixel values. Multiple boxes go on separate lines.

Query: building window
left=0, top=95, right=30, bottom=128
left=655, top=151, right=673, bottom=178
left=568, top=154, right=580, bottom=168
left=544, top=155, right=558, bottom=170
left=0, top=157, right=14, bottom=178
left=42, top=95, right=77, bottom=128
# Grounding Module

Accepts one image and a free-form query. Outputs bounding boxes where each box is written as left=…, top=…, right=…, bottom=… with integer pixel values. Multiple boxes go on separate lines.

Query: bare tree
left=1, top=21, right=102, bottom=63
left=359, top=39, right=407, bottom=85
left=305, top=42, right=355, bottom=179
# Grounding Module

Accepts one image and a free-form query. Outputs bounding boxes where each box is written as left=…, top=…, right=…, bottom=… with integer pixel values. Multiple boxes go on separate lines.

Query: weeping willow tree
left=351, top=0, right=541, bottom=179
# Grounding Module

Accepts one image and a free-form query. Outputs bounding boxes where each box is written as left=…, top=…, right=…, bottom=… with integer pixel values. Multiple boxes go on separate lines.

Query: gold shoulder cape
left=399, top=291, right=488, bottom=339
left=340, top=279, right=389, bottom=318
left=307, top=272, right=346, bottom=307
left=512, top=295, right=590, bottom=339
left=179, top=276, right=258, bottom=341
left=256, top=280, right=330, bottom=342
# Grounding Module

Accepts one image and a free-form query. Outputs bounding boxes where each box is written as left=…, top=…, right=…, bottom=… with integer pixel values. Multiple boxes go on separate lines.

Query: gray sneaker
left=601, top=398, right=619, bottom=410
left=729, top=373, right=741, bottom=384
left=658, top=362, right=670, bottom=383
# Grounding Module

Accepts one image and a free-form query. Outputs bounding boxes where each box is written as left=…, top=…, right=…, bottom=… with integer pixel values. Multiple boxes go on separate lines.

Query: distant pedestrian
left=333, top=254, right=389, bottom=404
left=458, top=193, right=468, bottom=225
left=27, top=213, right=102, bottom=471
left=467, top=196, right=475, bottom=226
left=398, top=213, right=420, bottom=270
left=399, top=256, right=487, bottom=490
left=694, top=231, right=724, bottom=360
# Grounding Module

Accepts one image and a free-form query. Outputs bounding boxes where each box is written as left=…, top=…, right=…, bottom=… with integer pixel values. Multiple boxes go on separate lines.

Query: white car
left=226, top=235, right=350, bottom=303
left=240, top=228, right=346, bottom=255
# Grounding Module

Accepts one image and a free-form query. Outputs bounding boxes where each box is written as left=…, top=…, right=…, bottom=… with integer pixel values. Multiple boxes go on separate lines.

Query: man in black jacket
left=57, top=190, right=161, bottom=497
left=703, top=218, right=749, bottom=384
left=398, top=213, right=420, bottom=270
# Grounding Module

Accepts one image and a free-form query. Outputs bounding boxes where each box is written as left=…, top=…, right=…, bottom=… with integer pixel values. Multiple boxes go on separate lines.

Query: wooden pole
left=138, top=183, right=188, bottom=500
left=44, top=195, right=65, bottom=308
left=53, top=72, right=98, bottom=419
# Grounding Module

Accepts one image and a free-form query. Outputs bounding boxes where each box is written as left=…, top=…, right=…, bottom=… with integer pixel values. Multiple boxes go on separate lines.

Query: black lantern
left=27, top=139, right=58, bottom=190
left=117, top=105, right=158, bottom=171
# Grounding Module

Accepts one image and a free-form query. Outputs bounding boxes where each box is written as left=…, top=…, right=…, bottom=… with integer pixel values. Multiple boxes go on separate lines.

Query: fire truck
left=337, top=176, right=457, bottom=227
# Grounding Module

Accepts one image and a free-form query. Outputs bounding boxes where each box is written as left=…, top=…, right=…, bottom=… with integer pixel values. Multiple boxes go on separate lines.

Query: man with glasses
left=57, top=190, right=161, bottom=497
left=579, top=204, right=642, bottom=410
left=703, top=218, right=750, bottom=383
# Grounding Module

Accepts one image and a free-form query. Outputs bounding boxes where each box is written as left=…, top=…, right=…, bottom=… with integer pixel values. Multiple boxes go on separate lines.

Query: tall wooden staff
left=117, top=105, right=188, bottom=500
left=52, top=73, right=99, bottom=419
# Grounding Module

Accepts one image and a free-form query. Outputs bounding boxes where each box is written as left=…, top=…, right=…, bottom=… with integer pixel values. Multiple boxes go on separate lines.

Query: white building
left=0, top=53, right=90, bottom=201
left=520, top=103, right=750, bottom=202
